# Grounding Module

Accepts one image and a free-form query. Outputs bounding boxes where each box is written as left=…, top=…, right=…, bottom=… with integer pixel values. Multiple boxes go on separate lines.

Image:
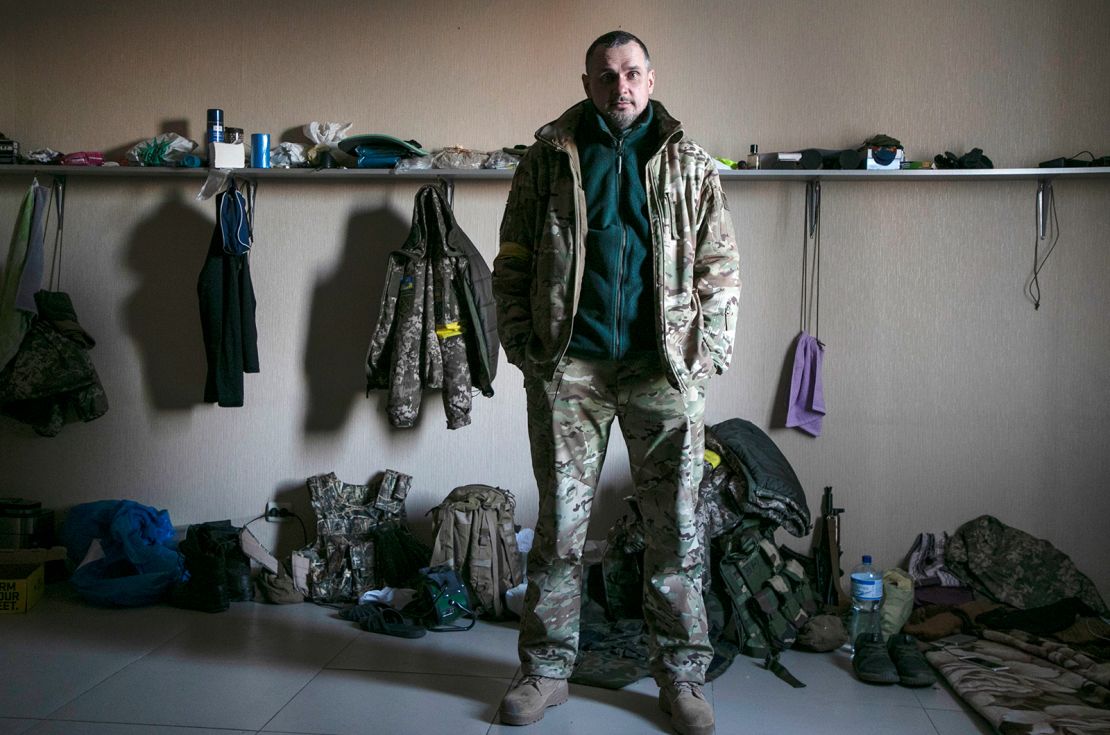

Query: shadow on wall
left=303, top=205, right=409, bottom=434
left=122, top=190, right=213, bottom=410
left=769, top=337, right=798, bottom=429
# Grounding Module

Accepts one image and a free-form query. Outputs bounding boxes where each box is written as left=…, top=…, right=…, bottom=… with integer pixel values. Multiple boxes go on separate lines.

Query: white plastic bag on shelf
left=303, top=121, right=351, bottom=166
left=483, top=149, right=521, bottom=170
left=394, top=154, right=433, bottom=171
left=127, top=132, right=197, bottom=166
left=28, top=149, right=63, bottom=164
left=270, top=142, right=307, bottom=168
left=431, top=146, right=488, bottom=169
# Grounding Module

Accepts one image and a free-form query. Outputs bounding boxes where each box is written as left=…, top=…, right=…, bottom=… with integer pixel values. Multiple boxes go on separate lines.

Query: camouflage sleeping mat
left=569, top=590, right=739, bottom=690
left=925, top=628, right=1110, bottom=734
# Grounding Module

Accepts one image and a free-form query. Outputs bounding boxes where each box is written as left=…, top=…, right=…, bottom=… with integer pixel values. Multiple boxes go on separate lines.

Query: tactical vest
left=716, top=523, right=819, bottom=686
left=299, top=470, right=411, bottom=602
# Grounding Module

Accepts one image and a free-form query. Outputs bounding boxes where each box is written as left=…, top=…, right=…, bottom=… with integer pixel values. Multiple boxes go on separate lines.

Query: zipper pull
left=617, top=139, right=624, bottom=175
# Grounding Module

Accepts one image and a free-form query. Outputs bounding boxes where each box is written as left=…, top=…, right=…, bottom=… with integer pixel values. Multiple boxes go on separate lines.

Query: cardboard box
left=290, top=549, right=312, bottom=596
left=0, top=545, right=66, bottom=565
left=0, top=546, right=68, bottom=583
left=0, top=563, right=44, bottom=613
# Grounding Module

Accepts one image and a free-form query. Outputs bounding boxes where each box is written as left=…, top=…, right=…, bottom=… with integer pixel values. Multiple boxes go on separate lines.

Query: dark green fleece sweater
left=567, top=102, right=657, bottom=360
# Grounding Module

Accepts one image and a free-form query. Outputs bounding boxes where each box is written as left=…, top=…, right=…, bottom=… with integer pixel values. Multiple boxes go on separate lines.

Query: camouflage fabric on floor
left=926, top=629, right=1110, bottom=734
left=945, top=515, right=1107, bottom=615
left=570, top=586, right=739, bottom=690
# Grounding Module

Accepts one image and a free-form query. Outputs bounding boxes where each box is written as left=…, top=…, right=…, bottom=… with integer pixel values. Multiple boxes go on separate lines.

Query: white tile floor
left=1, top=584, right=996, bottom=735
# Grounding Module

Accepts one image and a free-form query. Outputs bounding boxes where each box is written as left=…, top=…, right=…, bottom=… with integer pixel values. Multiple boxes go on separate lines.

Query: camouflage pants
left=518, top=353, right=712, bottom=685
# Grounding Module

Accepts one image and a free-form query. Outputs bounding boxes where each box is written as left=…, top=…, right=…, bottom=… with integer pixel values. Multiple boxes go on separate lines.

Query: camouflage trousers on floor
left=518, top=353, right=713, bottom=685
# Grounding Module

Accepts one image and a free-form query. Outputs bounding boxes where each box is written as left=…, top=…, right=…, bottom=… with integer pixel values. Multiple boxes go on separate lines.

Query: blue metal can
left=251, top=133, right=270, bottom=168
left=206, top=108, right=224, bottom=144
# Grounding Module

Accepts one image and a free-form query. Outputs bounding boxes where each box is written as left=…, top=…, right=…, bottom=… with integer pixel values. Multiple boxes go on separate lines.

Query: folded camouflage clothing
left=705, top=419, right=811, bottom=537
left=926, top=629, right=1110, bottom=734
left=946, top=515, right=1107, bottom=616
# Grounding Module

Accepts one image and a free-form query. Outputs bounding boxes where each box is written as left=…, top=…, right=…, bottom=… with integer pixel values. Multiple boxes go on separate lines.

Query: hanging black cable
left=801, top=180, right=822, bottom=342
left=1026, top=183, right=1060, bottom=310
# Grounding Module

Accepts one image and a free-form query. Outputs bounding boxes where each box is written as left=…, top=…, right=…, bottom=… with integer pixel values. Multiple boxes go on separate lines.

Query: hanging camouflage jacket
left=366, top=184, right=498, bottom=429
left=493, top=100, right=740, bottom=391
left=0, top=290, right=108, bottom=436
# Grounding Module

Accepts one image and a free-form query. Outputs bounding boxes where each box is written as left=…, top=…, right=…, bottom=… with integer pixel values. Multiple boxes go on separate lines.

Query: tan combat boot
left=499, top=674, right=569, bottom=726
left=659, top=681, right=715, bottom=735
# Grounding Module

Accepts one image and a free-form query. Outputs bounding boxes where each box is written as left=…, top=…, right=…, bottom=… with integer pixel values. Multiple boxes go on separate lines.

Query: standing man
left=493, top=31, right=739, bottom=735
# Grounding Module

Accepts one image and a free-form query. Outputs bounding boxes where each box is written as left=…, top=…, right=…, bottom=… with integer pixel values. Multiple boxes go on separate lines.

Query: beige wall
left=3, top=0, right=1108, bottom=595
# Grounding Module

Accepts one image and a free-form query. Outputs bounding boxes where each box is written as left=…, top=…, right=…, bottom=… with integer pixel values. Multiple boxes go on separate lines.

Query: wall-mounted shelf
left=2, top=164, right=1105, bottom=236
left=0, top=164, right=513, bottom=180
left=1, top=164, right=1109, bottom=182
left=720, top=167, right=1110, bottom=182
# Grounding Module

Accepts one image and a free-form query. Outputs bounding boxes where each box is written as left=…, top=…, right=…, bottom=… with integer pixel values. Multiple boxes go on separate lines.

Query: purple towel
left=785, top=331, right=825, bottom=437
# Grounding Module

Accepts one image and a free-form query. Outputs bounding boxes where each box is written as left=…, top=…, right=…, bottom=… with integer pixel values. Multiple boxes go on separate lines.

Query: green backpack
left=428, top=484, right=523, bottom=619
left=716, top=522, right=818, bottom=687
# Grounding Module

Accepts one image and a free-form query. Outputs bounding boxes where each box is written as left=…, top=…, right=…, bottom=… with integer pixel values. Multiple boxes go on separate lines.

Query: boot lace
left=672, top=681, right=705, bottom=700
left=520, top=674, right=549, bottom=690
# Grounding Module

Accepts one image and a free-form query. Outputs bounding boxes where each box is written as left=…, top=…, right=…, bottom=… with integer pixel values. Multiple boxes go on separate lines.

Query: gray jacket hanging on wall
left=365, top=183, right=498, bottom=429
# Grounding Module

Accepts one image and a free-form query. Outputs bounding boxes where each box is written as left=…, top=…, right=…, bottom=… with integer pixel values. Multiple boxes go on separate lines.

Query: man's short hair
left=584, top=31, right=651, bottom=70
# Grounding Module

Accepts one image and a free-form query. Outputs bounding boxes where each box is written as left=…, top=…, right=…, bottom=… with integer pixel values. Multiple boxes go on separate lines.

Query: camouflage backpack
left=716, top=522, right=819, bottom=687
left=428, top=484, right=523, bottom=619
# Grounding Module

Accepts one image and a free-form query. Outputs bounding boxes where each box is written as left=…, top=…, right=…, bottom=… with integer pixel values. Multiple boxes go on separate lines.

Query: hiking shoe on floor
left=659, top=681, right=715, bottom=735
left=852, top=632, right=900, bottom=684
left=887, top=633, right=937, bottom=687
left=499, top=674, right=568, bottom=726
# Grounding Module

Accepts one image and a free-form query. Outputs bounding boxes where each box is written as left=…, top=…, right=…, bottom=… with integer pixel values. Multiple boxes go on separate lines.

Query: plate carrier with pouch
left=716, top=522, right=819, bottom=687
left=298, top=470, right=411, bottom=603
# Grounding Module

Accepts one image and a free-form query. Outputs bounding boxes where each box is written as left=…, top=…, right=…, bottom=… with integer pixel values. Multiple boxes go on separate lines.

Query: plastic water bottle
left=847, top=555, right=883, bottom=653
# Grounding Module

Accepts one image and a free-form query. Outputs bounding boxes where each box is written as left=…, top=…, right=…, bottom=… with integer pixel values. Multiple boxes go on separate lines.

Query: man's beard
left=602, top=97, right=641, bottom=130
left=603, top=108, right=638, bottom=130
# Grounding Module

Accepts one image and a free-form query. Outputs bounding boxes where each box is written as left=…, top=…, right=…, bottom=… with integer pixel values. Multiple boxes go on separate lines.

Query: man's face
left=582, top=42, right=655, bottom=131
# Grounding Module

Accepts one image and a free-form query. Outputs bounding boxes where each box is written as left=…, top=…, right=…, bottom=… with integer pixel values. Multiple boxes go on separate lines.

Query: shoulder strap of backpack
left=428, top=501, right=458, bottom=570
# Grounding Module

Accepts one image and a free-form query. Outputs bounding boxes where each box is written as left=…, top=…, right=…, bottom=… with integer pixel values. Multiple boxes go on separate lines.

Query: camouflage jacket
left=494, top=100, right=740, bottom=390
left=366, top=184, right=498, bottom=429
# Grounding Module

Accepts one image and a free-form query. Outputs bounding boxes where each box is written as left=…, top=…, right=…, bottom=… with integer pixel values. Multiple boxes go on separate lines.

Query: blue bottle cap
left=862, top=555, right=872, bottom=564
